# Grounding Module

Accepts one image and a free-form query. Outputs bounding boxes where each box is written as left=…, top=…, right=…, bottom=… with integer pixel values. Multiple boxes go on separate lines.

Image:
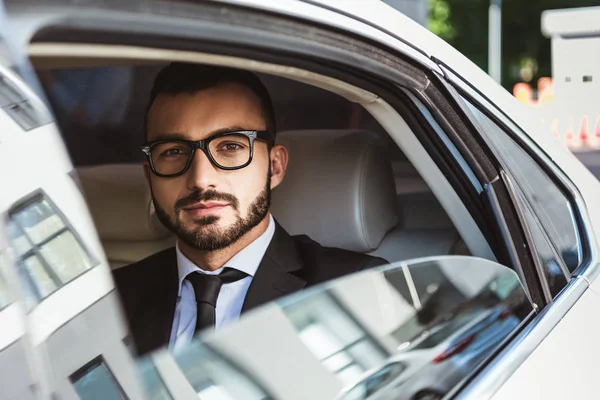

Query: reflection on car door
left=134, top=256, right=533, bottom=400
left=0, top=14, right=146, bottom=400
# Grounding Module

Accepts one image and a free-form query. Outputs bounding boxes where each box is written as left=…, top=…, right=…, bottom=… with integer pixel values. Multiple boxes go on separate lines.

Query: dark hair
left=145, top=62, right=276, bottom=139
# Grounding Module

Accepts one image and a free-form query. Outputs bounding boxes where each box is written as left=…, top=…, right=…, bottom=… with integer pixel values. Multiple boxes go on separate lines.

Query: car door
left=437, top=64, right=600, bottom=400
left=0, top=5, right=148, bottom=400
left=0, top=0, right=582, bottom=398
left=134, top=255, right=533, bottom=400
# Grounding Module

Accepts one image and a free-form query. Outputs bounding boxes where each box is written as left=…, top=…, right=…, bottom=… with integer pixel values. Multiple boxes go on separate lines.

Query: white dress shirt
left=169, top=214, right=275, bottom=351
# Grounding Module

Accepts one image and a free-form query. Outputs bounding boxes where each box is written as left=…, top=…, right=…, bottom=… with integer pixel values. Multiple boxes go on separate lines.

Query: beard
left=153, top=172, right=271, bottom=251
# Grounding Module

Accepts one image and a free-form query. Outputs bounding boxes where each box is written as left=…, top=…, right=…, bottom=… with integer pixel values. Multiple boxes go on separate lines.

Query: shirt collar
left=176, top=214, right=276, bottom=295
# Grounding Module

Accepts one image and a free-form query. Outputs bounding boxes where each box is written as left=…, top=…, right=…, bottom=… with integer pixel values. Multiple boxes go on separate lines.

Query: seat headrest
left=271, top=130, right=399, bottom=253
left=77, top=164, right=172, bottom=241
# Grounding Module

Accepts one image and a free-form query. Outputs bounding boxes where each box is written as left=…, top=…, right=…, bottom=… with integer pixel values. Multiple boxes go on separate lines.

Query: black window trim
left=453, top=85, right=590, bottom=276
left=459, top=91, right=584, bottom=271
left=6, top=189, right=100, bottom=310
left=442, top=84, right=583, bottom=303
left=436, top=61, right=593, bottom=279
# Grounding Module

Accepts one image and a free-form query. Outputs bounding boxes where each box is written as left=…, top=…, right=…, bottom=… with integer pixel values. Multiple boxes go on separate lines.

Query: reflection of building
left=0, top=234, right=37, bottom=400
left=0, top=63, right=143, bottom=399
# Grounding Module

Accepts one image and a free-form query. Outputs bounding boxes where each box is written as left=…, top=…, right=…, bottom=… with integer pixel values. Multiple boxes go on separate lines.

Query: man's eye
left=219, top=142, right=244, bottom=152
left=160, top=147, right=188, bottom=158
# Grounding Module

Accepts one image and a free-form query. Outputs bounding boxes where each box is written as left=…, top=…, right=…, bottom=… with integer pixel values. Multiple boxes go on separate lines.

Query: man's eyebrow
left=148, top=126, right=248, bottom=142
left=149, top=132, right=189, bottom=142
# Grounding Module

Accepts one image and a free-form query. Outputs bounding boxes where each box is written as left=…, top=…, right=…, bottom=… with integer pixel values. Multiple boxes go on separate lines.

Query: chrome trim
left=439, top=65, right=599, bottom=285
left=455, top=275, right=588, bottom=399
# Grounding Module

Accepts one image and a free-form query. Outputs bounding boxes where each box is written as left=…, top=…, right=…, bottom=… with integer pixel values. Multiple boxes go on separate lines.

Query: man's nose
left=186, top=149, right=220, bottom=190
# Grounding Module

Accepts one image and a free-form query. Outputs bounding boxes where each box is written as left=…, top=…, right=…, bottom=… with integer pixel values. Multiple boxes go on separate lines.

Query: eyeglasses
left=142, top=130, right=274, bottom=177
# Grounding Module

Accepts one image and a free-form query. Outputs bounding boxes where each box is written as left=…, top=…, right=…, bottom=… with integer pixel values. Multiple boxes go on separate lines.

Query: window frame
left=6, top=189, right=99, bottom=309
left=443, top=78, right=591, bottom=280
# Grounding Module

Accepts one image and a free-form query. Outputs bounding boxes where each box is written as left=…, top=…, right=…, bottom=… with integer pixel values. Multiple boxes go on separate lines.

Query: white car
left=0, top=1, right=599, bottom=399
left=337, top=304, right=521, bottom=400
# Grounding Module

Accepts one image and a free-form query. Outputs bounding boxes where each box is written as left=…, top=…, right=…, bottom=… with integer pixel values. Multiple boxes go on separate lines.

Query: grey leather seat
left=271, top=129, right=400, bottom=254
left=272, top=129, right=460, bottom=262
left=77, top=164, right=175, bottom=269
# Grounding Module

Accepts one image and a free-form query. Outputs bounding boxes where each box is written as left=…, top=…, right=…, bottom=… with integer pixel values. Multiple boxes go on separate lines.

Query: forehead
left=146, top=82, right=265, bottom=141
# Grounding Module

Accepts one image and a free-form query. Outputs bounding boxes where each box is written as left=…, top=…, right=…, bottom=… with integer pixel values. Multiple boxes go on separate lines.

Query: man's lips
left=181, top=202, right=230, bottom=216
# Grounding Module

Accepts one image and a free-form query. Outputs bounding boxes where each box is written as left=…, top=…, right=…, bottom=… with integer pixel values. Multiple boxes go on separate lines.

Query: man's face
left=145, top=82, right=277, bottom=251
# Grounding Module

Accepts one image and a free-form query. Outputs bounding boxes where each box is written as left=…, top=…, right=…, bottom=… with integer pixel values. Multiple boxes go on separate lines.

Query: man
left=113, top=62, right=387, bottom=356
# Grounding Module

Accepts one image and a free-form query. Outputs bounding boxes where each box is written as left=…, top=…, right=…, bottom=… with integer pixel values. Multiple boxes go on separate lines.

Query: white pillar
left=488, top=0, right=502, bottom=83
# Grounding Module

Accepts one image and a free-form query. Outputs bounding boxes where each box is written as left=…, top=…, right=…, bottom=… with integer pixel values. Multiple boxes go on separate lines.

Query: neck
left=178, top=214, right=271, bottom=272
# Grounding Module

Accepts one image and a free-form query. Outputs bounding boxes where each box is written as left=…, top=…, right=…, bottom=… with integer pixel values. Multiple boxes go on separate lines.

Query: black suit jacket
left=113, top=222, right=387, bottom=356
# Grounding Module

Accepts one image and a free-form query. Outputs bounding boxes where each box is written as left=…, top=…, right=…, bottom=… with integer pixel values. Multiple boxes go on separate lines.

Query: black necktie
left=185, top=267, right=248, bottom=334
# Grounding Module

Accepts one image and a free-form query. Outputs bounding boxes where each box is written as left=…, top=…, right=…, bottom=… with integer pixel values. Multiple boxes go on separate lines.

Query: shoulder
left=112, top=247, right=176, bottom=303
left=291, top=234, right=388, bottom=283
left=113, top=247, right=175, bottom=281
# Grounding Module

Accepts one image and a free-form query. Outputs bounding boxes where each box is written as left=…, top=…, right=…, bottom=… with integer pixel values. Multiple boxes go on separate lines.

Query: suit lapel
left=242, top=222, right=307, bottom=312
left=131, top=248, right=179, bottom=355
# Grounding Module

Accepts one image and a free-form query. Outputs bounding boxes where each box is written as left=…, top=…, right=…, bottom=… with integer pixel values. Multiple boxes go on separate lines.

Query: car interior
left=30, top=53, right=474, bottom=271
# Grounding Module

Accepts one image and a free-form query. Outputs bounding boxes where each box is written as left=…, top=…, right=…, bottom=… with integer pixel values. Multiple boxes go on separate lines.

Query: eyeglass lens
left=150, top=134, right=251, bottom=175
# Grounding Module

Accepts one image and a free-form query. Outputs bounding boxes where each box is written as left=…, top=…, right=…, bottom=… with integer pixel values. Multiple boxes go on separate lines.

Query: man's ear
left=269, top=144, right=288, bottom=190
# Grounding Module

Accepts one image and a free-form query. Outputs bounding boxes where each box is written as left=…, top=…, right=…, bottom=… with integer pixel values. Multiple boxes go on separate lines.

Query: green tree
left=429, top=0, right=600, bottom=91
left=428, top=0, right=456, bottom=41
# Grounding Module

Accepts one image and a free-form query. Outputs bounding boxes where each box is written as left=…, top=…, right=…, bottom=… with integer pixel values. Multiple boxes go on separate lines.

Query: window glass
left=513, top=183, right=569, bottom=297
left=70, top=358, right=127, bottom=400
left=23, top=255, right=58, bottom=298
left=284, top=293, right=388, bottom=386
left=340, top=362, right=406, bottom=400
left=39, top=231, right=93, bottom=282
left=164, top=257, right=531, bottom=400
left=170, top=343, right=269, bottom=400
left=6, top=194, right=95, bottom=309
left=5, top=221, right=31, bottom=256
left=13, top=200, right=65, bottom=244
left=0, top=69, right=52, bottom=131
left=412, top=309, right=479, bottom=349
left=461, top=98, right=582, bottom=273
left=0, top=251, right=13, bottom=310
left=137, top=361, right=172, bottom=400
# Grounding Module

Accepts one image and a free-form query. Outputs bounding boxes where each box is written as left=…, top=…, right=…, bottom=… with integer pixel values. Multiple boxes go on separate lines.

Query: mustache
left=174, top=189, right=240, bottom=211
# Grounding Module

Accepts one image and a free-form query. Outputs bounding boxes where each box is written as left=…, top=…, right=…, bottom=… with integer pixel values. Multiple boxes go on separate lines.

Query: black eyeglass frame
left=141, top=130, right=274, bottom=177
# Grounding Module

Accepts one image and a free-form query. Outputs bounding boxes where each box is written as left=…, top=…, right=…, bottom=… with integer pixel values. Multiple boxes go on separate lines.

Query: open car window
left=135, top=256, right=532, bottom=400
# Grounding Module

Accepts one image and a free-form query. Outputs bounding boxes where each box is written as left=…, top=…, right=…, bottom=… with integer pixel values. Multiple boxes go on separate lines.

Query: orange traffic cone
left=579, top=115, right=589, bottom=148
left=565, top=117, right=581, bottom=150
left=592, top=115, right=600, bottom=150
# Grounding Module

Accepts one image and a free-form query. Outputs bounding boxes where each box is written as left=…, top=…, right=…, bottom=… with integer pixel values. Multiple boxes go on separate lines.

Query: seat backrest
left=271, top=129, right=400, bottom=253
left=77, top=164, right=175, bottom=269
